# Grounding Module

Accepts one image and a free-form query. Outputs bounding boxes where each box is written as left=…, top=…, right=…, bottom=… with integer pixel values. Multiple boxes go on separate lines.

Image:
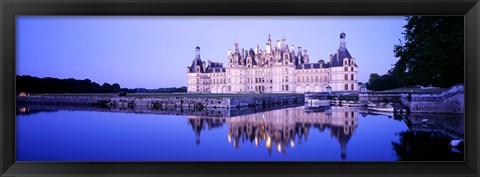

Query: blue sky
left=17, top=16, right=406, bottom=89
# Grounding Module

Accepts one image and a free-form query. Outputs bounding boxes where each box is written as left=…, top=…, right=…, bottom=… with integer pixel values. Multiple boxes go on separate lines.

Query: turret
left=267, top=34, right=272, bottom=45
left=234, top=41, right=239, bottom=54
left=241, top=48, right=245, bottom=59
left=340, top=31, right=346, bottom=49
left=303, top=49, right=309, bottom=64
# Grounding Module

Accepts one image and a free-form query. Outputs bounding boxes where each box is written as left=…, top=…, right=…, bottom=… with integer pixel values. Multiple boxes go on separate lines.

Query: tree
left=367, top=73, right=380, bottom=90
left=392, top=16, right=464, bottom=88
left=367, top=73, right=400, bottom=91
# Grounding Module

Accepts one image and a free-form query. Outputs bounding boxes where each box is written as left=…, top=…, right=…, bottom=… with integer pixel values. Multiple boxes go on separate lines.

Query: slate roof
left=189, top=59, right=204, bottom=73
left=295, top=62, right=330, bottom=70
left=205, top=62, right=225, bottom=73
left=330, top=47, right=352, bottom=67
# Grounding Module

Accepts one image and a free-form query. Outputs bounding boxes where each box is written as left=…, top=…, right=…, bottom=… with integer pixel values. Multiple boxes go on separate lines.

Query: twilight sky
left=17, top=16, right=406, bottom=89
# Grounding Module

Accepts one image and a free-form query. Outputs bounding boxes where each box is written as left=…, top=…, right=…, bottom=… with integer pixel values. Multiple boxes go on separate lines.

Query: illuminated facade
left=187, top=32, right=358, bottom=93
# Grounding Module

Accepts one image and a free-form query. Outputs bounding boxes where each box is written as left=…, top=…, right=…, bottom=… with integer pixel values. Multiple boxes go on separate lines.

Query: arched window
left=345, top=84, right=348, bottom=90
left=344, top=61, right=348, bottom=65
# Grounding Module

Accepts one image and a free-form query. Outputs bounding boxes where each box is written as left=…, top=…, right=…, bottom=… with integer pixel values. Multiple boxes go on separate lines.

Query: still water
left=16, top=105, right=464, bottom=161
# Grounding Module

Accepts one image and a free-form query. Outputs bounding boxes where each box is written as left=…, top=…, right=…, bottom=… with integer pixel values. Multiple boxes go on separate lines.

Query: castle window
left=344, top=84, right=348, bottom=90
left=286, top=85, right=289, bottom=91
left=351, top=84, right=354, bottom=90
left=351, top=74, right=354, bottom=80
left=344, top=74, right=348, bottom=80
left=315, top=76, right=318, bottom=82
left=345, top=112, right=348, bottom=118
left=344, top=61, right=348, bottom=65
left=344, top=67, right=348, bottom=71
left=351, top=67, right=354, bottom=71
left=282, top=85, right=285, bottom=91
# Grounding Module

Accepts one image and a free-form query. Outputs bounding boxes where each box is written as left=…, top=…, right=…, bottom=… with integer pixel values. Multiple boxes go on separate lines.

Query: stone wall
left=17, top=94, right=304, bottom=109
left=358, top=92, right=401, bottom=103
left=358, top=84, right=464, bottom=114
left=400, top=85, right=464, bottom=114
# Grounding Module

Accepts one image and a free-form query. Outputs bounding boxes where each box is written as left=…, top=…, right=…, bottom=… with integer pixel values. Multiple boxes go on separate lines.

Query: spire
left=267, top=34, right=272, bottom=45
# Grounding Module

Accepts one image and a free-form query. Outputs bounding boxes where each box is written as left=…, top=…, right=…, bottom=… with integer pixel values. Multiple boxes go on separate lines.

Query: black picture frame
left=1, top=0, right=479, bottom=176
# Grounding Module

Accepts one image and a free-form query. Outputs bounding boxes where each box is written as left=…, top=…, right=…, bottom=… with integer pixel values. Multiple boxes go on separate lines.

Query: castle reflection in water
left=188, top=106, right=358, bottom=159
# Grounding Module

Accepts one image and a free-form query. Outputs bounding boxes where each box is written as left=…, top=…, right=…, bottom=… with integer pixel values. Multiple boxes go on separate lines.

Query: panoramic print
left=16, top=16, right=464, bottom=161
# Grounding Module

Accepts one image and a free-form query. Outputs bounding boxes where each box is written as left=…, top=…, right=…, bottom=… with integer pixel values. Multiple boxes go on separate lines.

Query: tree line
left=16, top=75, right=188, bottom=94
left=367, top=16, right=464, bottom=91
left=16, top=75, right=135, bottom=94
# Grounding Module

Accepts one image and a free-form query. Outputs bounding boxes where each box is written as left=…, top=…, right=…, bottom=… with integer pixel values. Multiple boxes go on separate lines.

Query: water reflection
left=16, top=104, right=464, bottom=161
left=188, top=106, right=358, bottom=159
left=392, top=113, right=464, bottom=161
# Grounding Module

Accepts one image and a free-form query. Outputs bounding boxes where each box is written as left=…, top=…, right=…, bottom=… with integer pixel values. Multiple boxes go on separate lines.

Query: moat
left=16, top=104, right=464, bottom=161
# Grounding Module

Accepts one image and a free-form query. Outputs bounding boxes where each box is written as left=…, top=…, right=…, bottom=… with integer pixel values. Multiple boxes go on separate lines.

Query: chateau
left=187, top=32, right=358, bottom=93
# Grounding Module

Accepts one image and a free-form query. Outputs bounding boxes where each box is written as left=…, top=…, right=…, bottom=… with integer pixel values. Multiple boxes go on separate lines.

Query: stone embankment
left=17, top=94, right=305, bottom=110
left=399, top=84, right=464, bottom=114
left=359, top=84, right=464, bottom=114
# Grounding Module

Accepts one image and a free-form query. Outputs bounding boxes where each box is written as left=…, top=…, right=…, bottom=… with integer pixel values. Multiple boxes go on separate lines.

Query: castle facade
left=187, top=32, right=358, bottom=93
